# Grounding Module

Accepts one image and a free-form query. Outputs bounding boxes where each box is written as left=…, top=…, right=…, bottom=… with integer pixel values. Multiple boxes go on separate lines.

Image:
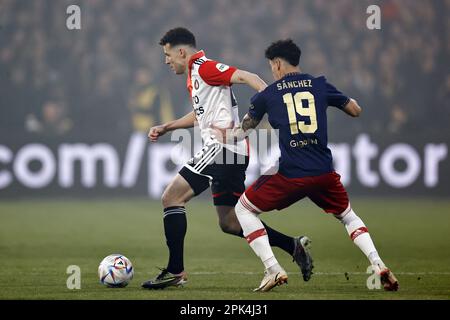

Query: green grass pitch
left=1, top=198, right=449, bottom=300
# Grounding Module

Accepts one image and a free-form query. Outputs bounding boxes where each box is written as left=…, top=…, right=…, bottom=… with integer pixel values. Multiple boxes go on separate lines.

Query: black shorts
left=179, top=140, right=249, bottom=206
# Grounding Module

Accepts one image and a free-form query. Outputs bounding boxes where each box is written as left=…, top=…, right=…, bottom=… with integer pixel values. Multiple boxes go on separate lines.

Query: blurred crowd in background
left=1, top=0, right=448, bottom=142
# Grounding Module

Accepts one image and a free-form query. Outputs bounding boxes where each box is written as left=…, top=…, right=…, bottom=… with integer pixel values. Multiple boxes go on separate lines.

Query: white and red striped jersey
left=187, top=50, right=247, bottom=155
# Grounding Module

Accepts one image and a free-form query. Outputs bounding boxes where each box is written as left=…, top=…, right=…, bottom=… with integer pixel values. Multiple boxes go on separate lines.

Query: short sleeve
left=325, top=79, right=350, bottom=109
left=249, top=91, right=268, bottom=120
left=198, top=60, right=237, bottom=86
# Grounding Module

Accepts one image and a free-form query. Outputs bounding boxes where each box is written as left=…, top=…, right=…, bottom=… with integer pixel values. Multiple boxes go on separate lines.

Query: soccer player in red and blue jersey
left=230, top=39, right=398, bottom=292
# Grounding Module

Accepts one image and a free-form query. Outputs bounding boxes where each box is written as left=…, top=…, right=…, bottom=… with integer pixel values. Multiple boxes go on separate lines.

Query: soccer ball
left=98, top=254, right=134, bottom=288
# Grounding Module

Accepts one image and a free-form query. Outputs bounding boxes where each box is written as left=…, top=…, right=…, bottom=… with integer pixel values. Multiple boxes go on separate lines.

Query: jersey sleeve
left=248, top=91, right=268, bottom=120
left=325, top=78, right=350, bottom=109
left=198, top=60, right=237, bottom=86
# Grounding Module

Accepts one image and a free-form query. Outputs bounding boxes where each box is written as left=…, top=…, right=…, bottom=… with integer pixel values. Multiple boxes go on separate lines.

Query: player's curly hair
left=159, top=27, right=196, bottom=47
left=265, top=39, right=301, bottom=66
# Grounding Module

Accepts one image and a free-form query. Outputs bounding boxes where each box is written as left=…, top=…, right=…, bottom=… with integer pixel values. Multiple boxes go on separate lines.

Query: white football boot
left=253, top=267, right=288, bottom=292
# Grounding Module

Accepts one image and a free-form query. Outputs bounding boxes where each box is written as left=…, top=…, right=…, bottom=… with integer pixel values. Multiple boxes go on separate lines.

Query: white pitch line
left=186, top=271, right=450, bottom=276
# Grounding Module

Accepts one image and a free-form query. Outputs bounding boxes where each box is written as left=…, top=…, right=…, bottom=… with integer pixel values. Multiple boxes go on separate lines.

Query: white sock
left=235, top=196, right=279, bottom=270
left=336, top=208, right=385, bottom=268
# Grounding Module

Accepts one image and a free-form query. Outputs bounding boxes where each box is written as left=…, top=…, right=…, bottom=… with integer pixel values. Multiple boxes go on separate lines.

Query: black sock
left=163, top=206, right=187, bottom=274
left=236, top=222, right=295, bottom=255
left=262, top=221, right=295, bottom=255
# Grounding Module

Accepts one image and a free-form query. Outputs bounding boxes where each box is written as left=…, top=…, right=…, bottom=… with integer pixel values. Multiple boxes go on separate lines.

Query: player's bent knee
left=161, top=177, right=194, bottom=208
left=161, top=190, right=172, bottom=208
left=218, top=220, right=241, bottom=235
left=161, top=187, right=183, bottom=208
left=235, top=197, right=260, bottom=216
left=234, top=199, right=247, bottom=217
left=333, top=203, right=352, bottom=220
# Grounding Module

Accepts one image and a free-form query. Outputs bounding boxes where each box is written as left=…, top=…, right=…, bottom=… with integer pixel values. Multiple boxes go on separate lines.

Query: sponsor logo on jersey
left=216, top=63, right=230, bottom=72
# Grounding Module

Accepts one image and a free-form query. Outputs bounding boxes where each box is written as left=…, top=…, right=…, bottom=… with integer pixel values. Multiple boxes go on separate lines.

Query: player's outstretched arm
left=148, top=111, right=196, bottom=142
left=343, top=98, right=362, bottom=117
left=212, top=112, right=261, bottom=143
left=230, top=69, right=268, bottom=92
left=240, top=112, right=261, bottom=132
left=229, top=112, right=261, bottom=141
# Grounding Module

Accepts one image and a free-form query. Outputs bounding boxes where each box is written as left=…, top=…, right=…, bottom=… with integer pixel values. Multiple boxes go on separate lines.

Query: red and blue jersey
left=249, top=73, right=349, bottom=178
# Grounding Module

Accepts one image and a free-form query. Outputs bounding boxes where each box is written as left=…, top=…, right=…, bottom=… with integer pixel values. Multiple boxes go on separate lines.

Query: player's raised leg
left=234, top=194, right=288, bottom=292
left=310, top=171, right=398, bottom=291
left=141, top=174, right=194, bottom=289
left=334, top=206, right=399, bottom=291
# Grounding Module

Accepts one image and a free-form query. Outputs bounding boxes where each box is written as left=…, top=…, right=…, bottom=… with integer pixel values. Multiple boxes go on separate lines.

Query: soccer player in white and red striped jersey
left=141, top=28, right=313, bottom=289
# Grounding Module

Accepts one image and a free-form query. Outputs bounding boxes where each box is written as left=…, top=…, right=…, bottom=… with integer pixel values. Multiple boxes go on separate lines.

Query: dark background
left=0, top=0, right=448, bottom=198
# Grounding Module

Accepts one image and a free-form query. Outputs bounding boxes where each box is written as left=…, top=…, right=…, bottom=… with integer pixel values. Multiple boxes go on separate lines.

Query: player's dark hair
left=159, top=27, right=196, bottom=47
left=265, top=39, right=301, bottom=66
